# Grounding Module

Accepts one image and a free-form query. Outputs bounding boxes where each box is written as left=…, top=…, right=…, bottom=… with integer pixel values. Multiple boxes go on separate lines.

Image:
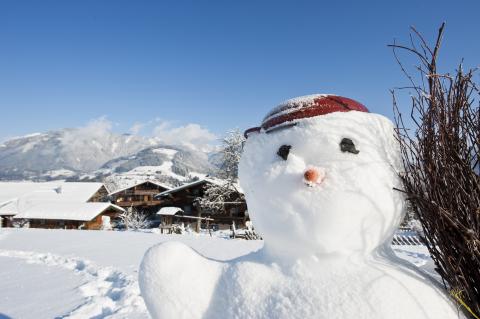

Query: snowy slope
left=0, top=130, right=152, bottom=180
left=99, top=146, right=213, bottom=192
left=0, top=131, right=216, bottom=183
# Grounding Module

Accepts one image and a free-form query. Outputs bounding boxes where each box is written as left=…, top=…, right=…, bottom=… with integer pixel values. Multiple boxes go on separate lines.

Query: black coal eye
left=340, top=138, right=359, bottom=154
left=277, top=145, right=291, bottom=160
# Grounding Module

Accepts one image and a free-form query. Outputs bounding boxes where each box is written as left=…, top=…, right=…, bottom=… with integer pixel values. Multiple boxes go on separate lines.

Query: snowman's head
left=239, top=94, right=405, bottom=259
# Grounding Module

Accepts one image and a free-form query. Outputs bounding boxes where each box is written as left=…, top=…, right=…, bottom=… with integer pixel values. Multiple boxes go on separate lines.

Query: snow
left=156, top=177, right=242, bottom=198
left=22, top=132, right=43, bottom=138
left=126, top=165, right=183, bottom=180
left=108, top=180, right=171, bottom=196
left=140, top=104, right=460, bottom=318
left=0, top=181, right=104, bottom=205
left=0, top=228, right=456, bottom=319
left=157, top=207, right=183, bottom=216
left=240, top=111, right=405, bottom=258
left=0, top=255, right=84, bottom=318
left=262, top=94, right=332, bottom=123
left=0, top=228, right=262, bottom=318
left=152, top=148, right=178, bottom=156
left=104, top=148, right=186, bottom=186
left=13, top=202, right=124, bottom=221
left=42, top=169, right=77, bottom=178
left=156, top=179, right=214, bottom=197
left=0, top=247, right=145, bottom=318
left=0, top=182, right=107, bottom=220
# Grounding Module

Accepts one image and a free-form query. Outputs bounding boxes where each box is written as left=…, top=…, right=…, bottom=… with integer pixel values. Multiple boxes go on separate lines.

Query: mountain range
left=0, top=129, right=218, bottom=190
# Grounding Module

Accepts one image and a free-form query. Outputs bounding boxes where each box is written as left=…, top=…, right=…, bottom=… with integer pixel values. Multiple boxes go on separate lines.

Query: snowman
left=139, top=94, right=459, bottom=319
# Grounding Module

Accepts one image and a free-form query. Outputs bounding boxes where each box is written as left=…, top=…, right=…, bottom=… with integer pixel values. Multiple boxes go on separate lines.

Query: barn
left=108, top=180, right=171, bottom=215
left=0, top=182, right=117, bottom=229
left=155, top=178, right=248, bottom=231
left=13, top=202, right=124, bottom=230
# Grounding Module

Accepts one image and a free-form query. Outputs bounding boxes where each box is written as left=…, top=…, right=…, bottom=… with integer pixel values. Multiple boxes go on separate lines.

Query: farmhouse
left=155, top=178, right=248, bottom=230
left=108, top=180, right=171, bottom=214
left=0, top=182, right=109, bottom=208
left=0, top=182, right=119, bottom=229
left=13, top=202, right=124, bottom=230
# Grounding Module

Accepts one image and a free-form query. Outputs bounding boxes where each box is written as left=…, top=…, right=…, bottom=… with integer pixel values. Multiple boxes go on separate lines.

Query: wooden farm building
left=0, top=182, right=118, bottom=229
left=155, top=178, right=248, bottom=230
left=13, top=202, right=124, bottom=230
left=108, top=180, right=171, bottom=215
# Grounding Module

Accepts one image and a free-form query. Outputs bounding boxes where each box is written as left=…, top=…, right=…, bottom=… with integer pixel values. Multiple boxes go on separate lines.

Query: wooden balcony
left=116, top=190, right=161, bottom=196
left=115, top=200, right=164, bottom=207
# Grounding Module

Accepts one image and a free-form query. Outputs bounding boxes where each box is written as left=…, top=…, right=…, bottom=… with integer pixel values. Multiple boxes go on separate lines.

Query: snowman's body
left=139, top=95, right=460, bottom=319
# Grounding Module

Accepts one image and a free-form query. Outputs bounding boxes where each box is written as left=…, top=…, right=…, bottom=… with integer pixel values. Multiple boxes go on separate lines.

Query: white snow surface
left=241, top=111, right=404, bottom=258
left=0, top=182, right=106, bottom=219
left=0, top=181, right=104, bottom=205
left=13, top=202, right=124, bottom=221
left=157, top=206, right=183, bottom=216
left=42, top=168, right=77, bottom=178
left=0, top=255, right=84, bottom=319
left=108, top=180, right=171, bottom=196
left=262, top=94, right=332, bottom=123
left=0, top=228, right=459, bottom=319
left=139, top=110, right=460, bottom=318
left=152, top=148, right=178, bottom=156
left=0, top=228, right=262, bottom=318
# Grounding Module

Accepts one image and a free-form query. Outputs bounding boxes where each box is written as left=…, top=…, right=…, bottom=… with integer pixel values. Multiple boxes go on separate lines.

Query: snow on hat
left=244, top=94, right=369, bottom=138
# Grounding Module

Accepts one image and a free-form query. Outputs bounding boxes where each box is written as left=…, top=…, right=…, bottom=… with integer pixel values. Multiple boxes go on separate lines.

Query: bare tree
left=391, top=23, right=480, bottom=318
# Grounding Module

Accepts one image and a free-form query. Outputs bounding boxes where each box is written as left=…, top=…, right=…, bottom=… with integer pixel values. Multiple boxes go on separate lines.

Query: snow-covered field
left=0, top=229, right=261, bottom=318
left=0, top=229, right=434, bottom=319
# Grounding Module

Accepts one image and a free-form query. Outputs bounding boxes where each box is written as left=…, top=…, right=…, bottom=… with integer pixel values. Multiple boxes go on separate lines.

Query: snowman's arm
left=139, top=241, right=223, bottom=319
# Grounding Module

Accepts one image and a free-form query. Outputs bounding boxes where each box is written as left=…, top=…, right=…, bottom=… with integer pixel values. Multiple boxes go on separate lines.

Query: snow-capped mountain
left=0, top=129, right=216, bottom=184
left=96, top=145, right=214, bottom=192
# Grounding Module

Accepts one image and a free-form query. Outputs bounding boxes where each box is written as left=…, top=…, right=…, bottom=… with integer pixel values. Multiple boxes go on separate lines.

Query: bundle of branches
left=391, top=23, right=480, bottom=317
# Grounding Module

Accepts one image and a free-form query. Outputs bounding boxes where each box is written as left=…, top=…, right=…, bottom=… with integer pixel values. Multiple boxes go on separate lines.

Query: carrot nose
left=304, top=168, right=320, bottom=183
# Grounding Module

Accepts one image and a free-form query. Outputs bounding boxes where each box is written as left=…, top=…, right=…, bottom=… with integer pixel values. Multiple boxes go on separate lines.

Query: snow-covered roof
left=0, top=182, right=105, bottom=205
left=0, top=201, right=16, bottom=216
left=0, top=182, right=108, bottom=217
left=108, top=180, right=171, bottom=196
left=263, top=94, right=332, bottom=123
left=13, top=202, right=124, bottom=221
left=156, top=178, right=244, bottom=198
left=155, top=178, right=221, bottom=197
left=156, top=207, right=184, bottom=216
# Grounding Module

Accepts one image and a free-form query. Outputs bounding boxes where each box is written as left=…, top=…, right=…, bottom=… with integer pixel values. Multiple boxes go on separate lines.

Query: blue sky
left=0, top=0, right=479, bottom=142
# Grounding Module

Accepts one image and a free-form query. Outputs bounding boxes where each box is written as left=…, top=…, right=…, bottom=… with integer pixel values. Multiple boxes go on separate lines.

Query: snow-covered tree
left=200, top=129, right=245, bottom=215
left=11, top=218, right=29, bottom=228
left=199, top=180, right=244, bottom=214
left=217, top=129, right=245, bottom=180
left=119, top=207, right=150, bottom=230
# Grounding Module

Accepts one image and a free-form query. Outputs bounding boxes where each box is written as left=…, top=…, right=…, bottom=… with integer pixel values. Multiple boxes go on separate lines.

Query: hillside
left=0, top=130, right=217, bottom=186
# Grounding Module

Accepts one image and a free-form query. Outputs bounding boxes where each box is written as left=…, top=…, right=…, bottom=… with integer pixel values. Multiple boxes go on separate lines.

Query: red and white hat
left=245, top=94, right=369, bottom=138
